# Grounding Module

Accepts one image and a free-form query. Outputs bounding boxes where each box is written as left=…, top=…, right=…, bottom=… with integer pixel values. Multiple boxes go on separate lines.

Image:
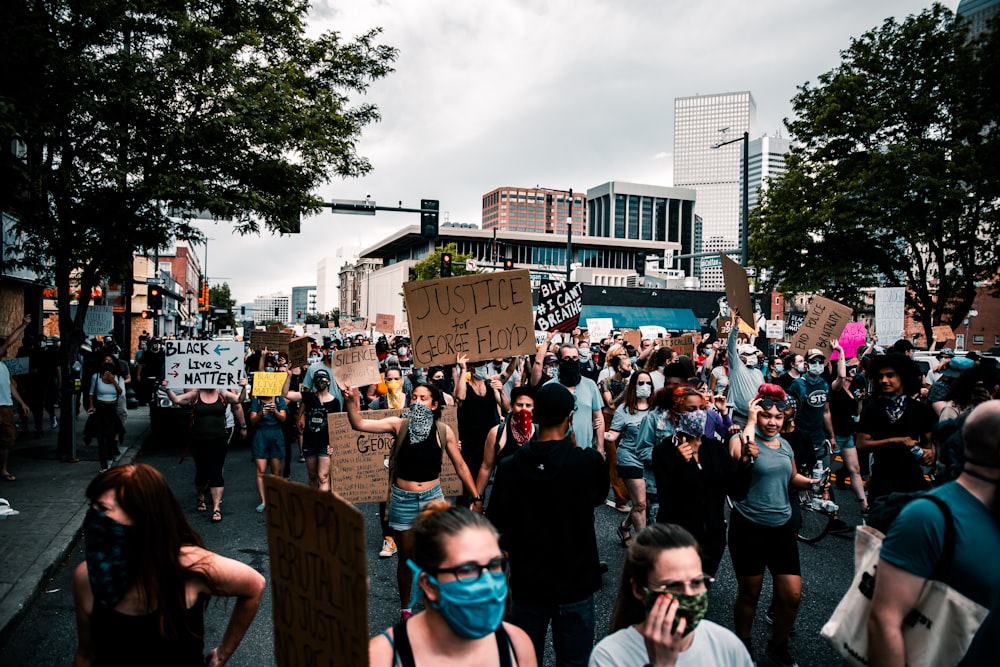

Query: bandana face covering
left=84, top=507, right=137, bottom=609
left=883, top=394, right=908, bottom=424
left=407, top=402, right=435, bottom=442
left=509, top=410, right=533, bottom=445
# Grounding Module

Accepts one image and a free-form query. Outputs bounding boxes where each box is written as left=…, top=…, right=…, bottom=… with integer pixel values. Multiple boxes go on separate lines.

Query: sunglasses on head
left=758, top=398, right=788, bottom=411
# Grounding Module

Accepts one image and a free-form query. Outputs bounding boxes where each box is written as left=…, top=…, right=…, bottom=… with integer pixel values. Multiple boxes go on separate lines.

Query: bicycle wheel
left=797, top=493, right=833, bottom=544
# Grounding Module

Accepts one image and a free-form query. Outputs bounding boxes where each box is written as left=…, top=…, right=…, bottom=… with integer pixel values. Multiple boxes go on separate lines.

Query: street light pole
left=566, top=188, right=573, bottom=281
left=185, top=289, right=194, bottom=338
left=712, top=130, right=750, bottom=267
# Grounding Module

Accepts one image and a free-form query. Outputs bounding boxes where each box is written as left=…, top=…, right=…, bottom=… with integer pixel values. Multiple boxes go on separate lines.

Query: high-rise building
left=253, top=293, right=290, bottom=324
left=673, top=91, right=756, bottom=288
left=482, top=187, right=585, bottom=235
left=746, top=135, right=791, bottom=211
left=957, top=0, right=1000, bottom=37
left=290, top=285, right=316, bottom=322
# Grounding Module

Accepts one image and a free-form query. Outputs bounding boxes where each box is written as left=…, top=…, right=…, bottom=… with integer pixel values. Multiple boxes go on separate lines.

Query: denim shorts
left=251, top=427, right=285, bottom=460
left=387, top=483, right=444, bottom=531
left=301, top=437, right=329, bottom=458
left=835, top=434, right=856, bottom=450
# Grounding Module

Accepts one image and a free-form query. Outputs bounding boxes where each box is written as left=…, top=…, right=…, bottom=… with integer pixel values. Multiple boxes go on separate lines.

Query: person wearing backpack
left=344, top=379, right=478, bottom=622
left=868, top=400, right=1000, bottom=666
left=283, top=367, right=340, bottom=491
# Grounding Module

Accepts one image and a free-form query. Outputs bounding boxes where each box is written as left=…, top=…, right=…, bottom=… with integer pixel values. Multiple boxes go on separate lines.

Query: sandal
left=196, top=500, right=208, bottom=512
left=1, top=473, right=15, bottom=482
left=617, top=522, right=632, bottom=548
left=211, top=509, right=222, bottom=523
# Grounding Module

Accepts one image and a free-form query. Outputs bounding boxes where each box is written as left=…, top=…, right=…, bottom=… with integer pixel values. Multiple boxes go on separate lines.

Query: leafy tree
left=304, top=313, right=327, bottom=325
left=750, top=3, right=999, bottom=341
left=409, top=243, right=477, bottom=281
left=0, top=1, right=396, bottom=446
left=209, top=283, right=237, bottom=332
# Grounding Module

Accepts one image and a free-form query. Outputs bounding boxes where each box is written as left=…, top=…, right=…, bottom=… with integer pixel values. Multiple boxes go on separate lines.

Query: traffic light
left=440, top=252, right=453, bottom=277
left=421, top=199, right=440, bottom=241
left=297, top=310, right=302, bottom=319
left=636, top=251, right=647, bottom=277
left=201, top=284, right=209, bottom=311
left=503, top=258, right=514, bottom=270
left=240, top=306, right=246, bottom=316
left=148, top=286, right=162, bottom=310
left=141, top=310, right=150, bottom=319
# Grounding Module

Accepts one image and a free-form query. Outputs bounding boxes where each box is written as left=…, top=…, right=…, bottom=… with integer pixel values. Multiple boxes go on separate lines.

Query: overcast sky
left=201, top=0, right=954, bottom=307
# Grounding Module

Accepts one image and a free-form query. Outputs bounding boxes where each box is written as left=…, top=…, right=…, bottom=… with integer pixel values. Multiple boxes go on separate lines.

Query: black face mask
left=559, top=357, right=582, bottom=387
left=102, top=362, right=116, bottom=374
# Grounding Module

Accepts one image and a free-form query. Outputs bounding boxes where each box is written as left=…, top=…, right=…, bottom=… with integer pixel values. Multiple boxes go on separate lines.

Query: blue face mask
left=473, top=366, right=489, bottom=381
left=407, top=560, right=507, bottom=639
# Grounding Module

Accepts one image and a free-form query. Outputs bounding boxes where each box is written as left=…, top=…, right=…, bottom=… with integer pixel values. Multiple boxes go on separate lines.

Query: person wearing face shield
left=787, top=347, right=837, bottom=468
left=590, top=524, right=752, bottom=667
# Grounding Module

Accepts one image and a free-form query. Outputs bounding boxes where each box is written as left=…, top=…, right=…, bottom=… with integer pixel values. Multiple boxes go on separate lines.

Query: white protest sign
left=765, top=319, right=785, bottom=339
left=2, top=358, right=29, bottom=375
left=164, top=340, right=245, bottom=390
left=874, top=287, right=905, bottom=344
left=586, top=318, right=614, bottom=343
left=70, top=305, right=114, bottom=336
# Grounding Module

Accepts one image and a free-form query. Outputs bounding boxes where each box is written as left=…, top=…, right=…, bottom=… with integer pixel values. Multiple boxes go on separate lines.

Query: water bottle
left=910, top=443, right=924, bottom=458
left=811, top=461, right=825, bottom=493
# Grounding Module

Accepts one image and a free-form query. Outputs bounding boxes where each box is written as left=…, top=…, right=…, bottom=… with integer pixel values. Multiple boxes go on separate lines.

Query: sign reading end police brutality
left=404, top=270, right=535, bottom=366
left=535, top=280, right=584, bottom=332
left=789, top=296, right=853, bottom=358
left=164, top=340, right=245, bottom=390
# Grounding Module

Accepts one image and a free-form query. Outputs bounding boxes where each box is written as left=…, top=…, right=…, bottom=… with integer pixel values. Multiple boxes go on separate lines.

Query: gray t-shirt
left=610, top=404, right=650, bottom=469
left=734, top=434, right=794, bottom=527
left=589, top=621, right=753, bottom=667
left=547, top=376, right=603, bottom=449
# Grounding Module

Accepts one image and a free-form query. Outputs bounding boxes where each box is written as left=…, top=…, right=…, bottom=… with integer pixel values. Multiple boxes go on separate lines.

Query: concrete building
left=747, top=135, right=791, bottom=211
left=253, top=293, right=290, bottom=324
left=481, top=187, right=585, bottom=235
left=290, top=285, right=316, bottom=322
left=957, top=0, right=1000, bottom=37
left=673, top=91, right=756, bottom=288
left=338, top=257, right=382, bottom=319
left=585, top=181, right=699, bottom=278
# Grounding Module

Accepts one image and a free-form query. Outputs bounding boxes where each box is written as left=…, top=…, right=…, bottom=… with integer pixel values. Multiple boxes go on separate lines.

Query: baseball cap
left=738, top=344, right=757, bottom=356
left=806, top=348, right=825, bottom=361
left=942, top=356, right=974, bottom=378
left=533, top=383, right=575, bottom=426
left=939, top=347, right=955, bottom=358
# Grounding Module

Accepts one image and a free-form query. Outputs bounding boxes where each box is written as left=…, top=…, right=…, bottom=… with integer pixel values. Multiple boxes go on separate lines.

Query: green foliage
left=303, top=313, right=327, bottom=325
left=409, top=243, right=478, bottom=281
left=751, top=3, right=999, bottom=340
left=0, top=0, right=397, bottom=362
left=209, top=283, right=237, bottom=331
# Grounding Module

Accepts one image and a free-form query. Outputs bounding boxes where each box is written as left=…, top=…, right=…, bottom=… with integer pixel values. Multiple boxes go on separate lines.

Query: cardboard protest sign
left=332, top=345, right=381, bottom=389
left=252, top=372, right=287, bottom=397
left=2, top=357, right=29, bottom=375
left=838, top=321, right=868, bottom=361
left=69, top=305, right=114, bottom=336
left=164, top=340, right=245, bottom=390
left=874, top=287, right=905, bottom=344
left=671, top=334, right=696, bottom=357
left=339, top=317, right=369, bottom=335
left=622, top=329, right=642, bottom=349
left=404, top=270, right=535, bottom=366
left=249, top=330, right=293, bottom=352
left=932, top=325, right=955, bottom=343
left=789, top=296, right=853, bottom=358
left=375, top=313, right=396, bottom=332
left=534, top=280, right=584, bottom=333
left=267, top=324, right=281, bottom=333
left=287, top=336, right=312, bottom=368
left=586, top=318, right=613, bottom=343
left=717, top=317, right=734, bottom=338
left=785, top=313, right=805, bottom=334
left=720, top=255, right=755, bottom=333
left=263, top=477, right=368, bottom=667
left=329, top=407, right=462, bottom=504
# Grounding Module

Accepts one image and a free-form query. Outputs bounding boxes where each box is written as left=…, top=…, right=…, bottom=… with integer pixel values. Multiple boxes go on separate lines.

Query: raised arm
left=453, top=353, right=469, bottom=402
left=344, top=385, right=401, bottom=435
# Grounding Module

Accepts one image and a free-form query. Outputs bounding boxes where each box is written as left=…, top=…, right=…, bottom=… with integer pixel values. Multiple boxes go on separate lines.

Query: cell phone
left=642, top=589, right=694, bottom=636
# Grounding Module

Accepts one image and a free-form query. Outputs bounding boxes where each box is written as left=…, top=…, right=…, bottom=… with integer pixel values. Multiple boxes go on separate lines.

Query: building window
left=972, top=335, right=984, bottom=344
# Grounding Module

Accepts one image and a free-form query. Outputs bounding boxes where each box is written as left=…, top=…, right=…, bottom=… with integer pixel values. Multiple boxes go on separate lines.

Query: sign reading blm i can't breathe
left=164, top=339, right=245, bottom=390
left=535, top=279, right=584, bottom=333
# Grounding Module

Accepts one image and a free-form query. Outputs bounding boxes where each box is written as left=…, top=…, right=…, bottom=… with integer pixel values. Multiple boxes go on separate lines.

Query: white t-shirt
left=589, top=621, right=752, bottom=667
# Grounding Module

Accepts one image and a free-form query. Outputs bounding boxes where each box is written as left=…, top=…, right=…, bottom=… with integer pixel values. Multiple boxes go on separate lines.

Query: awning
left=578, top=305, right=701, bottom=332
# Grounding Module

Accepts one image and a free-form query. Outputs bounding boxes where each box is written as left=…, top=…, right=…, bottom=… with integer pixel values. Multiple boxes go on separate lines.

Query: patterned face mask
left=84, top=508, right=137, bottom=609
left=509, top=410, right=534, bottom=445
left=408, top=402, right=435, bottom=442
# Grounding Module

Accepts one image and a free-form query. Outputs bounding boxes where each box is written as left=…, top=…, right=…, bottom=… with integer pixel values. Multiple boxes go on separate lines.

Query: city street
left=1, top=425, right=859, bottom=666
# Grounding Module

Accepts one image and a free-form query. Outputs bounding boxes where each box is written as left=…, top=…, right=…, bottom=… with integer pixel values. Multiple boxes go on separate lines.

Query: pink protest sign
left=837, top=321, right=868, bottom=361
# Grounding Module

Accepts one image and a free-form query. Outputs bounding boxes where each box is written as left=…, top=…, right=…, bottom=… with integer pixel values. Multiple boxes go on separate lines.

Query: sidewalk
left=0, top=406, right=149, bottom=643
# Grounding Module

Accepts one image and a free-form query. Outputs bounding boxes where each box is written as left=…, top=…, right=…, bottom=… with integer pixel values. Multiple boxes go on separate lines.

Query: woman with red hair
left=726, top=384, right=824, bottom=667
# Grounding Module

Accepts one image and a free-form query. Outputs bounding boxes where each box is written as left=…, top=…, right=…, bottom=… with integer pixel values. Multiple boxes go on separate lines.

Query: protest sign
left=252, top=372, right=287, bottom=397
left=339, top=317, right=369, bottom=335
left=69, top=305, right=114, bottom=336
left=621, top=329, right=642, bottom=349
left=720, top=255, right=755, bottom=333
left=874, top=287, right=905, bottom=344
left=164, top=340, right=245, bottom=390
left=2, top=357, right=29, bottom=375
left=404, top=270, right=535, bottom=366
left=267, top=324, right=281, bottom=333
left=287, top=336, right=311, bottom=368
left=249, top=330, right=293, bottom=352
left=785, top=313, right=805, bottom=334
left=932, top=325, right=955, bottom=343
left=789, top=296, right=853, bottom=358
left=586, top=318, right=613, bottom=343
left=717, top=317, right=734, bottom=338
left=838, top=321, right=868, bottom=360
left=765, top=319, right=785, bottom=340
left=671, top=334, right=696, bottom=357
left=329, top=407, right=462, bottom=504
left=375, top=313, right=395, bottom=333
left=332, top=345, right=381, bottom=389
left=534, top=280, right=584, bottom=333
left=263, top=477, right=368, bottom=667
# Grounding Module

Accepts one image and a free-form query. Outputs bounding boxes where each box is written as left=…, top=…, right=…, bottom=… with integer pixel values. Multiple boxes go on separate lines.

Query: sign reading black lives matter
left=534, top=279, right=584, bottom=333
left=263, top=477, right=368, bottom=667
left=164, top=339, right=245, bottom=390
left=403, top=270, right=536, bottom=366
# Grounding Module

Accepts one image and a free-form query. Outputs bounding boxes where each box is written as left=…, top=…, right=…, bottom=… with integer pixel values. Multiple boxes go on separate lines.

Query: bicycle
left=796, top=467, right=848, bottom=544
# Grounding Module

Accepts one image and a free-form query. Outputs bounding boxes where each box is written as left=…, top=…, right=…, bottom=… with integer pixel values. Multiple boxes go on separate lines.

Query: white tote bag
left=821, top=524, right=988, bottom=667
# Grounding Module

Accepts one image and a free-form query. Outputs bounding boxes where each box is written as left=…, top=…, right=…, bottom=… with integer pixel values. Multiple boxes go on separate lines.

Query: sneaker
left=51, top=417, right=59, bottom=429
left=255, top=503, right=266, bottom=513
left=298, top=454, right=306, bottom=463
left=98, top=467, right=109, bottom=474
left=764, top=641, right=799, bottom=667
left=379, top=537, right=398, bottom=558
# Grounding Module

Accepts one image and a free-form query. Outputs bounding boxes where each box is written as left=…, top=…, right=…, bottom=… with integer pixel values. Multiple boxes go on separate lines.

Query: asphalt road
left=1, top=435, right=858, bottom=666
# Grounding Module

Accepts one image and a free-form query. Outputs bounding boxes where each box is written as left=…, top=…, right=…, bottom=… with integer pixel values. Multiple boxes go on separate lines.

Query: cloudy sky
left=202, top=0, right=954, bottom=307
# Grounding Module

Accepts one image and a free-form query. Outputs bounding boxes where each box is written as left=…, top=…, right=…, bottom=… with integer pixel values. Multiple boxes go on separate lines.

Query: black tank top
left=384, top=617, right=514, bottom=667
left=191, top=394, right=226, bottom=439
left=90, top=593, right=208, bottom=666
left=394, top=423, right=442, bottom=483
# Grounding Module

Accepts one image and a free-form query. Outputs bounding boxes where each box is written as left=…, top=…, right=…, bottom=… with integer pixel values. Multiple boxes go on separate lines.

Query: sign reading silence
left=403, top=270, right=535, bottom=366
left=164, top=340, right=244, bottom=390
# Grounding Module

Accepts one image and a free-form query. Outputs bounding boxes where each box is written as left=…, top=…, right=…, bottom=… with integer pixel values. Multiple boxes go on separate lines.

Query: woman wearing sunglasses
left=369, top=501, right=536, bottom=666
left=606, top=371, right=655, bottom=544
left=590, top=523, right=752, bottom=666
left=726, top=384, right=824, bottom=667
